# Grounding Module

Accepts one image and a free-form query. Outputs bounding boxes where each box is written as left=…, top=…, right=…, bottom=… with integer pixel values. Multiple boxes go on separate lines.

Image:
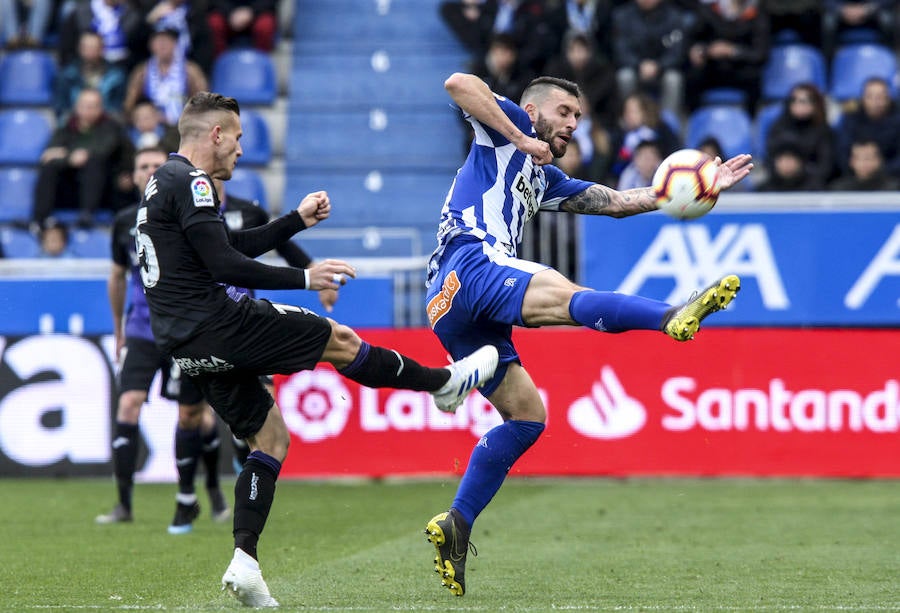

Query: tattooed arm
left=560, top=185, right=658, bottom=218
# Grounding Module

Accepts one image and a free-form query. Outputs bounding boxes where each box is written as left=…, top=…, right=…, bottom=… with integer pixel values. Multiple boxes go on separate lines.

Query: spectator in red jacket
left=207, top=0, right=276, bottom=56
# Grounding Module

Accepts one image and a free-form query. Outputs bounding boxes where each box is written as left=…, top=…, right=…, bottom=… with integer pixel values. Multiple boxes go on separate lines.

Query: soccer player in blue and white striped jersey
left=424, top=73, right=753, bottom=597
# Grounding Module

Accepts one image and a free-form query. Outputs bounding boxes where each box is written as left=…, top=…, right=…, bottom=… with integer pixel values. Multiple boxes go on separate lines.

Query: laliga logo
left=277, top=369, right=351, bottom=442
left=567, top=366, right=646, bottom=439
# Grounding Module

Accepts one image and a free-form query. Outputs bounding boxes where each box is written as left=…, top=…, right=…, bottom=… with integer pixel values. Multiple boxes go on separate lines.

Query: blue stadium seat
left=237, top=109, right=271, bottom=166
left=289, top=227, right=426, bottom=259
left=699, top=87, right=747, bottom=107
left=212, top=50, right=277, bottom=106
left=0, top=109, right=51, bottom=165
left=0, top=226, right=40, bottom=257
left=686, top=106, right=752, bottom=160
left=69, top=228, right=110, bottom=258
left=762, top=45, right=827, bottom=102
left=227, top=167, right=268, bottom=209
left=753, top=102, right=784, bottom=162
left=0, top=167, right=36, bottom=223
left=0, top=50, right=56, bottom=106
left=829, top=44, right=898, bottom=102
left=286, top=108, right=463, bottom=170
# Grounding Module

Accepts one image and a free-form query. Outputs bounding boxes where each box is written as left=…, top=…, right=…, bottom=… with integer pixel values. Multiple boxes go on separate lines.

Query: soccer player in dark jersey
left=98, top=146, right=232, bottom=533
left=136, top=91, right=499, bottom=607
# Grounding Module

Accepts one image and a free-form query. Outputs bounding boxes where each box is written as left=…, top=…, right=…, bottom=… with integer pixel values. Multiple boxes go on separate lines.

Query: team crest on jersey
left=190, top=177, right=214, bottom=207
left=427, top=270, right=460, bottom=328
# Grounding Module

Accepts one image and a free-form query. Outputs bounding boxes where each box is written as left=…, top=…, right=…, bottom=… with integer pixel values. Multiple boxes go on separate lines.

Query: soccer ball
left=652, top=149, right=721, bottom=220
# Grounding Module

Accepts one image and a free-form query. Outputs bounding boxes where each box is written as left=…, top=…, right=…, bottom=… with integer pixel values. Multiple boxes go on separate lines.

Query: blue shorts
left=425, top=238, right=547, bottom=396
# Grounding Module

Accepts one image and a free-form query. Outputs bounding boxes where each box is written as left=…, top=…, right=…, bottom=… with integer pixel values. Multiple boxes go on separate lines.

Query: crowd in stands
left=440, top=0, right=900, bottom=193
left=0, top=0, right=278, bottom=256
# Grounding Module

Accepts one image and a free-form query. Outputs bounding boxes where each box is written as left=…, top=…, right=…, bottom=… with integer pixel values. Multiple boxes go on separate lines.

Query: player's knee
left=116, top=391, right=145, bottom=423
left=320, top=320, right=362, bottom=368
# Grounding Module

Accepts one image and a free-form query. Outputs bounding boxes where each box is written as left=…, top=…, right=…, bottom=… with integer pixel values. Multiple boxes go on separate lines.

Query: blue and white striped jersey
left=427, top=94, right=593, bottom=287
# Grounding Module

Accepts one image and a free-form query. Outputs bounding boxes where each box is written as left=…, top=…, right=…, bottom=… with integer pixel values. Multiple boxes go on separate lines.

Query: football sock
left=338, top=341, right=450, bottom=391
left=200, top=425, right=221, bottom=490
left=174, top=426, right=202, bottom=495
left=452, top=420, right=545, bottom=528
left=112, top=422, right=139, bottom=511
left=568, top=290, right=669, bottom=333
left=233, top=451, right=281, bottom=560
left=232, top=435, right=250, bottom=468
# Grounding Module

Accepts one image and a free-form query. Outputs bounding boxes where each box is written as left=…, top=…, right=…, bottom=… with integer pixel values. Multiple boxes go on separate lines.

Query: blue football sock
left=568, top=289, right=670, bottom=332
left=452, top=420, right=545, bottom=528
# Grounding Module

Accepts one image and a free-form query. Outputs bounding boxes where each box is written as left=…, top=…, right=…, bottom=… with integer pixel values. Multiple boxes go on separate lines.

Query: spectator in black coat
left=544, top=30, right=618, bottom=126
left=439, top=0, right=498, bottom=62
left=834, top=77, right=900, bottom=179
left=829, top=140, right=900, bottom=191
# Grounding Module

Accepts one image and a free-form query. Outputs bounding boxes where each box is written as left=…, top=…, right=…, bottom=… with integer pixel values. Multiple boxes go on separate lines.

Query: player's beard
left=534, top=112, right=567, bottom=158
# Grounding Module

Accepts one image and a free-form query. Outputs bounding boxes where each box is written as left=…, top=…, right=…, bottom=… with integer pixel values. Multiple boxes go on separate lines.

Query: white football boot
left=221, top=548, right=279, bottom=608
left=432, top=345, right=499, bottom=413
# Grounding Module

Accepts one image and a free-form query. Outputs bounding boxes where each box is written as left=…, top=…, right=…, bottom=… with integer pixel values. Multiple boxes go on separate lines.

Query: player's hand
left=318, top=287, right=339, bottom=312
left=515, top=135, right=552, bottom=166
left=715, top=154, right=753, bottom=191
left=296, top=191, right=331, bottom=227
left=307, top=259, right=356, bottom=290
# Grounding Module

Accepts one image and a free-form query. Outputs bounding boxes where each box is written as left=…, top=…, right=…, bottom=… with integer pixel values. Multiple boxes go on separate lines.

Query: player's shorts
left=424, top=237, right=547, bottom=396
left=118, top=337, right=204, bottom=404
left=170, top=298, right=333, bottom=439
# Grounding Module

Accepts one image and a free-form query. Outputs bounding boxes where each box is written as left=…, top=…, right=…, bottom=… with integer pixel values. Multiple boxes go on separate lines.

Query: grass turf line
left=3, top=477, right=900, bottom=611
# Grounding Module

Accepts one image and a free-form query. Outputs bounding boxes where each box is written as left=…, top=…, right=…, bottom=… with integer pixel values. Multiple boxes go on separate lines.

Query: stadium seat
left=829, top=44, right=898, bottom=102
left=70, top=228, right=110, bottom=258
left=762, top=44, right=827, bottom=102
left=0, top=226, right=40, bottom=257
left=0, top=109, right=51, bottom=165
left=0, top=167, right=36, bottom=223
left=686, top=106, right=752, bottom=160
left=753, top=102, right=784, bottom=162
left=0, top=50, right=56, bottom=106
left=699, top=87, right=747, bottom=107
left=237, top=109, right=272, bottom=166
left=227, top=167, right=268, bottom=209
left=212, top=50, right=277, bottom=106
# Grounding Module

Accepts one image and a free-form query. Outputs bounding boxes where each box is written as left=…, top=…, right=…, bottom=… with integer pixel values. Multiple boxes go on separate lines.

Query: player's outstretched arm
left=561, top=185, right=658, bottom=218
left=296, top=190, right=331, bottom=228
left=713, top=154, right=754, bottom=190
left=306, top=259, right=356, bottom=291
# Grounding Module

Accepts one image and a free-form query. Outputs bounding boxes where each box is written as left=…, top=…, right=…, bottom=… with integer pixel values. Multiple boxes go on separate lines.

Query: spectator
left=470, top=32, right=534, bottom=105
left=834, top=77, right=900, bottom=179
left=544, top=29, right=618, bottom=126
left=684, top=0, right=770, bottom=113
left=490, top=0, right=568, bottom=75
left=765, top=83, right=836, bottom=189
left=612, top=0, right=687, bottom=117
left=31, top=88, right=135, bottom=228
left=128, top=98, right=180, bottom=150
left=122, top=26, right=208, bottom=126
left=0, top=0, right=53, bottom=48
left=140, top=0, right=215, bottom=73
left=54, top=30, right=128, bottom=122
left=761, top=0, right=823, bottom=47
left=58, top=0, right=144, bottom=70
left=607, top=91, right=681, bottom=180
left=829, top=139, right=900, bottom=191
left=617, top=139, right=664, bottom=190
left=439, top=0, right=498, bottom=62
left=756, top=142, right=820, bottom=191
left=823, top=0, right=894, bottom=57
left=560, top=0, right=615, bottom=60
left=206, top=0, right=276, bottom=57
left=37, top=218, right=75, bottom=257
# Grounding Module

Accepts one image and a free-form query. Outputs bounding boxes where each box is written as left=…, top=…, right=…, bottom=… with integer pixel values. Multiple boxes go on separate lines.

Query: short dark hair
left=178, top=92, right=240, bottom=140
left=521, top=76, right=582, bottom=105
left=135, top=145, right=167, bottom=159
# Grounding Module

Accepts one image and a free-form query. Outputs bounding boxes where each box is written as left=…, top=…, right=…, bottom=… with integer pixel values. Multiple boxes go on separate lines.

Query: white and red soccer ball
left=652, top=148, right=721, bottom=220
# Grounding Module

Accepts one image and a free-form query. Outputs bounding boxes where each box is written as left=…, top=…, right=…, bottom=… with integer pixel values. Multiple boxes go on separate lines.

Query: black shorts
left=119, top=337, right=204, bottom=404
left=171, top=298, right=333, bottom=439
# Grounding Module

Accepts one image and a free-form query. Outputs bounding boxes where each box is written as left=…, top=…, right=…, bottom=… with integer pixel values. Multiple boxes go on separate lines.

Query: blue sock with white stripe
left=568, top=290, right=669, bottom=332
left=452, top=420, right=545, bottom=528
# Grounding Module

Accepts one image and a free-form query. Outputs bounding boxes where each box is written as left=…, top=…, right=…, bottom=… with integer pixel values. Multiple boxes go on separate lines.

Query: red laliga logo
left=276, top=368, right=351, bottom=442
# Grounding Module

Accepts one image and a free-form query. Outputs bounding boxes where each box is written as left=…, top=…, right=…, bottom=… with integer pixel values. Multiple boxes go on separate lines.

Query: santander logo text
left=662, top=377, right=900, bottom=433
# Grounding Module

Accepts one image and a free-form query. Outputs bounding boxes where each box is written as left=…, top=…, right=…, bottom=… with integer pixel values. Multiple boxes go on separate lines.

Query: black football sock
left=200, top=425, right=221, bottom=490
left=233, top=451, right=281, bottom=560
left=338, top=342, right=450, bottom=391
left=112, top=422, right=139, bottom=511
left=174, top=426, right=202, bottom=496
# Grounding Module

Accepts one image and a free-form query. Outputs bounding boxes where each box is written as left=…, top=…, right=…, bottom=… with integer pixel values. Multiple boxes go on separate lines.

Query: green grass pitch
left=4, top=477, right=900, bottom=611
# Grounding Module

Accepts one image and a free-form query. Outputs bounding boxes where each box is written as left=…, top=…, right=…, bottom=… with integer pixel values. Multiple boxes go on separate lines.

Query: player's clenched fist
left=296, top=191, right=331, bottom=227
left=307, top=258, right=356, bottom=290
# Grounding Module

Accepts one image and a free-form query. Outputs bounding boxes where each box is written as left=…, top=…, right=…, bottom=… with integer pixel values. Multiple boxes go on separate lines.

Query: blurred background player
left=97, top=145, right=230, bottom=533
